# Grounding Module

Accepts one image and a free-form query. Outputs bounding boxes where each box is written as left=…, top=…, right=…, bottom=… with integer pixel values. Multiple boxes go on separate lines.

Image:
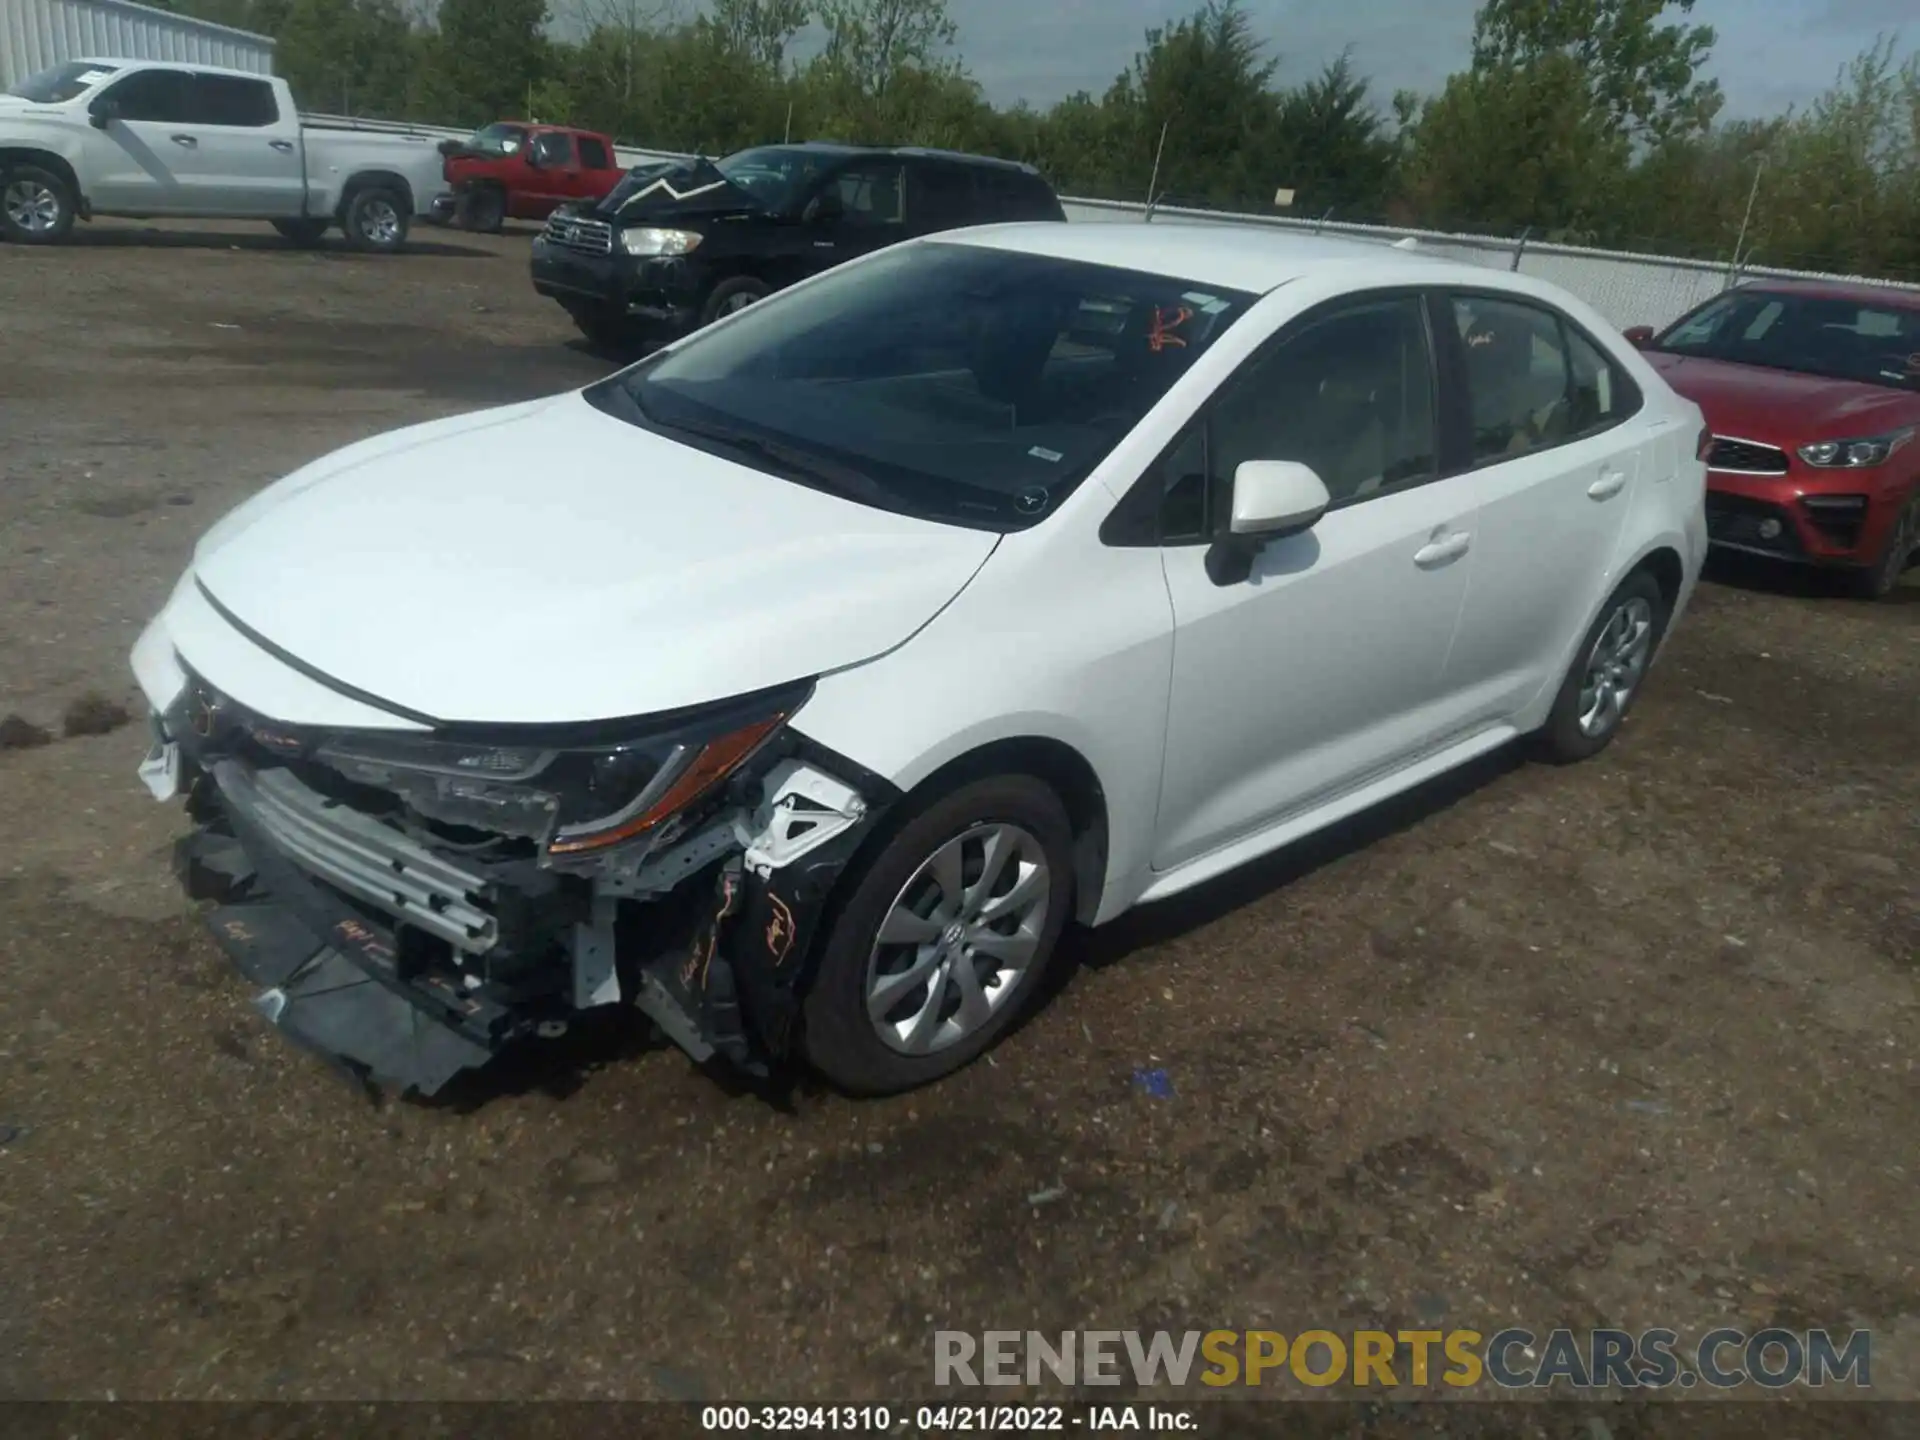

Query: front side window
left=530, top=131, right=573, bottom=167
left=820, top=162, right=907, bottom=226
left=1210, top=296, right=1439, bottom=506
left=1654, top=288, right=1920, bottom=391
left=588, top=241, right=1255, bottom=531
left=187, top=75, right=278, bottom=127
left=99, top=68, right=193, bottom=124
left=8, top=61, right=119, bottom=103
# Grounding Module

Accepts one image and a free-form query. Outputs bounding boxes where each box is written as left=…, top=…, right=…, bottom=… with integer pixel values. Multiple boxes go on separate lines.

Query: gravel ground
left=0, top=218, right=1915, bottom=1410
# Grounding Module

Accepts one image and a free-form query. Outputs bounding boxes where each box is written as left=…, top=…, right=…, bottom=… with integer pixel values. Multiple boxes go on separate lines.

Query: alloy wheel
left=359, top=199, right=401, bottom=246
left=3, top=179, right=61, bottom=235
left=1578, top=596, right=1654, bottom=739
left=864, top=822, right=1051, bottom=1056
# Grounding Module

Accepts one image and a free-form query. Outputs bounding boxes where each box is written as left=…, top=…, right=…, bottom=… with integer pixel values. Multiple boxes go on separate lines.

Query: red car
left=435, top=121, right=626, bottom=232
left=1624, top=280, right=1920, bottom=599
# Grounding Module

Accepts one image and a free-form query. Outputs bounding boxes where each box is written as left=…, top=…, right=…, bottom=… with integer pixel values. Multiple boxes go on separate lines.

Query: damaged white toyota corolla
left=132, top=223, right=1709, bottom=1098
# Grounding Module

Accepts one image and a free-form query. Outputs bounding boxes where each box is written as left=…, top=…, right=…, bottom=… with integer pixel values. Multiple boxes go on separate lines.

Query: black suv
left=530, top=142, right=1066, bottom=345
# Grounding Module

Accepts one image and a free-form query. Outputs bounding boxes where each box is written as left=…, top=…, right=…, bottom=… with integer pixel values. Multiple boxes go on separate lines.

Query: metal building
left=0, top=0, right=275, bottom=90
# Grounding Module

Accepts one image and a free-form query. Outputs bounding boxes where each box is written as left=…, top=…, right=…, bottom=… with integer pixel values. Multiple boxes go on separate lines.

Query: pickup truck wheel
left=271, top=218, right=329, bottom=247
left=1, top=166, right=75, bottom=245
left=343, top=186, right=409, bottom=253
left=800, top=775, right=1074, bottom=1096
left=458, top=186, right=505, bottom=233
left=700, top=277, right=770, bottom=326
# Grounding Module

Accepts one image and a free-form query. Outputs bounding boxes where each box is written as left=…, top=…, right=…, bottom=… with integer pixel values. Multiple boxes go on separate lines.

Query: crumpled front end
left=140, top=662, right=895, bottom=1098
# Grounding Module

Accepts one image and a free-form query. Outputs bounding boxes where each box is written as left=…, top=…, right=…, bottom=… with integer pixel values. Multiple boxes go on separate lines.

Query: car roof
left=1730, top=278, right=1920, bottom=311
left=75, top=56, right=272, bottom=82
left=767, top=141, right=1042, bottom=177
left=939, top=221, right=1495, bottom=297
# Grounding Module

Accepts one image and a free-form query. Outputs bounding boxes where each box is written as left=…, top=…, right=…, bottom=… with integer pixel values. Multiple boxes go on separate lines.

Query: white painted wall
left=0, top=0, right=274, bottom=88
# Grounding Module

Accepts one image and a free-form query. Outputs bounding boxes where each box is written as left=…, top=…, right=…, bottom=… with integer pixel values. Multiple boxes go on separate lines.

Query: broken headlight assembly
left=311, top=684, right=807, bottom=863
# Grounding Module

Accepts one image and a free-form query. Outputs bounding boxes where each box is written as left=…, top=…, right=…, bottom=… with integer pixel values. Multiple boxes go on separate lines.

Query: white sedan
left=131, top=221, right=1710, bottom=1097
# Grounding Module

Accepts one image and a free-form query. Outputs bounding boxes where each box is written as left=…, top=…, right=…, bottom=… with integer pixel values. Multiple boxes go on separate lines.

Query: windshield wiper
left=661, top=416, right=899, bottom=508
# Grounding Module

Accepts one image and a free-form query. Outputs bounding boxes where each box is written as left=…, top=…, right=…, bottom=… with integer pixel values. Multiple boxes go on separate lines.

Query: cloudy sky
left=932, top=0, right=1913, bottom=119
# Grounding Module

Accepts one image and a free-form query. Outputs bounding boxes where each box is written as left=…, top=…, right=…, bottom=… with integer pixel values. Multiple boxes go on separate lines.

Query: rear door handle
left=269, top=139, right=294, bottom=153
left=1589, top=470, right=1628, bottom=501
left=170, top=133, right=198, bottom=147
left=1414, top=530, right=1472, bottom=568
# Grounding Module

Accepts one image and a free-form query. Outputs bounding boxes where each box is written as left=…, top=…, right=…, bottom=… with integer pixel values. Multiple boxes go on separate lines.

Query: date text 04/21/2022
left=697, top=1405, right=1198, bottom=1432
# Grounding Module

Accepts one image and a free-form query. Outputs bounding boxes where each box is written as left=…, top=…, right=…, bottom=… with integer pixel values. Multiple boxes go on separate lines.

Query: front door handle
left=170, top=133, right=198, bottom=147
left=1589, top=470, right=1628, bottom=501
left=268, top=139, right=294, bottom=153
left=1414, top=530, right=1472, bottom=568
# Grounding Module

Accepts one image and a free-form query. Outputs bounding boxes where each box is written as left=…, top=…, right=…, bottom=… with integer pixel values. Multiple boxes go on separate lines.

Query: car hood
left=1645, top=351, right=1918, bottom=442
left=190, top=393, right=1001, bottom=726
left=591, top=158, right=767, bottom=223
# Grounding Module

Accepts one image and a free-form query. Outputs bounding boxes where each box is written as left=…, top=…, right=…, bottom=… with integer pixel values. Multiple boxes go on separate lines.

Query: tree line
left=151, top=0, right=1920, bottom=281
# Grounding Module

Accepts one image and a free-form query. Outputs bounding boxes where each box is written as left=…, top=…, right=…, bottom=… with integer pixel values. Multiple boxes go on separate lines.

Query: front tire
left=565, top=304, right=635, bottom=349
left=458, top=185, right=506, bottom=234
left=699, top=276, right=770, bottom=327
left=1536, top=570, right=1668, bottom=764
left=1852, top=491, right=1918, bottom=600
left=342, top=186, right=410, bottom=253
left=1, top=165, right=76, bottom=245
left=801, top=775, right=1074, bottom=1095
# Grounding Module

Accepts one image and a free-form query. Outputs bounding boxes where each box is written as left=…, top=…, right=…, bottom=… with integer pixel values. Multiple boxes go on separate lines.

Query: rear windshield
left=1654, top=289, right=1920, bottom=391
left=8, top=61, right=119, bottom=103
left=587, top=240, right=1254, bottom=531
left=463, top=122, right=528, bottom=156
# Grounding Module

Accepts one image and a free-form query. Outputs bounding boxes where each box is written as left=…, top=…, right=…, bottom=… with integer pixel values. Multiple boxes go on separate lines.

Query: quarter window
left=1210, top=296, right=1439, bottom=507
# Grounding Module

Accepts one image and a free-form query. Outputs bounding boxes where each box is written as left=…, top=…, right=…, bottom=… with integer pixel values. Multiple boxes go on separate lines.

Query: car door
left=800, top=158, right=910, bottom=276
left=1436, top=292, right=1651, bottom=723
left=1152, top=292, right=1483, bottom=872
left=525, top=130, right=576, bottom=214
left=83, top=67, right=197, bottom=213
left=174, top=73, right=305, bottom=216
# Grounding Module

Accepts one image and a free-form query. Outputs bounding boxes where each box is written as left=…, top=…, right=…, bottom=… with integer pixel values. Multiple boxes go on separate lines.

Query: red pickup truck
left=435, top=122, right=626, bottom=232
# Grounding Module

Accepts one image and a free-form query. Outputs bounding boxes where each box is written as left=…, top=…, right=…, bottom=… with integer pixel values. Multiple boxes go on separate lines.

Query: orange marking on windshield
left=1149, top=306, right=1194, bottom=352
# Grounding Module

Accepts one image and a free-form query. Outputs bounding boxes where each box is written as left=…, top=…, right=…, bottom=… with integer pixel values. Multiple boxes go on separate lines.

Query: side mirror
left=88, top=99, right=118, bottom=129
left=1622, top=325, right=1655, bottom=349
left=1205, top=461, right=1331, bottom=586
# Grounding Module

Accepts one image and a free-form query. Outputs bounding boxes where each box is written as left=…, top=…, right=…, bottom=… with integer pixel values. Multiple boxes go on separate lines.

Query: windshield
left=464, top=122, right=528, bottom=157
left=587, top=241, right=1254, bottom=531
left=714, top=146, right=842, bottom=210
left=1654, top=289, right=1920, bottom=391
left=7, top=61, right=119, bottom=103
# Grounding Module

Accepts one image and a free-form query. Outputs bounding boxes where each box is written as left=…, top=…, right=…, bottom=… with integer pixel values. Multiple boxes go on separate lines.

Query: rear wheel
left=800, top=775, right=1074, bottom=1095
left=1535, top=570, right=1669, bottom=764
left=1, top=166, right=76, bottom=245
left=458, top=185, right=506, bottom=234
left=1852, top=492, right=1918, bottom=600
left=699, top=276, right=770, bottom=327
left=271, top=217, right=328, bottom=247
left=565, top=304, right=635, bottom=348
left=342, top=186, right=409, bottom=253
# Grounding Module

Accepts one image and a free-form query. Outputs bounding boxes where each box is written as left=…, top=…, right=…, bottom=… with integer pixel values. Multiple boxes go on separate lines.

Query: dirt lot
left=0, top=218, right=1915, bottom=1410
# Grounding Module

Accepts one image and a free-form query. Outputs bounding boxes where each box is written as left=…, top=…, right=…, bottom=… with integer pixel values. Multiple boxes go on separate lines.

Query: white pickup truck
left=0, top=58, right=447, bottom=251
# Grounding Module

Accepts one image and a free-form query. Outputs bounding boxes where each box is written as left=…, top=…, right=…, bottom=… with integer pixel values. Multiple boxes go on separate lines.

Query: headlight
left=1798, top=428, right=1914, bottom=469
left=314, top=688, right=802, bottom=861
left=619, top=227, right=702, bottom=257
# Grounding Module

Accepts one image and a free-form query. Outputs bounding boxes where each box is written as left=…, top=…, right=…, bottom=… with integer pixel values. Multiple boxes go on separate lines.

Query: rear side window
left=910, top=161, right=976, bottom=231
left=1451, top=295, right=1642, bottom=463
left=100, top=68, right=193, bottom=123
left=975, top=167, right=1058, bottom=220
left=578, top=135, right=611, bottom=169
left=189, top=74, right=278, bottom=127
